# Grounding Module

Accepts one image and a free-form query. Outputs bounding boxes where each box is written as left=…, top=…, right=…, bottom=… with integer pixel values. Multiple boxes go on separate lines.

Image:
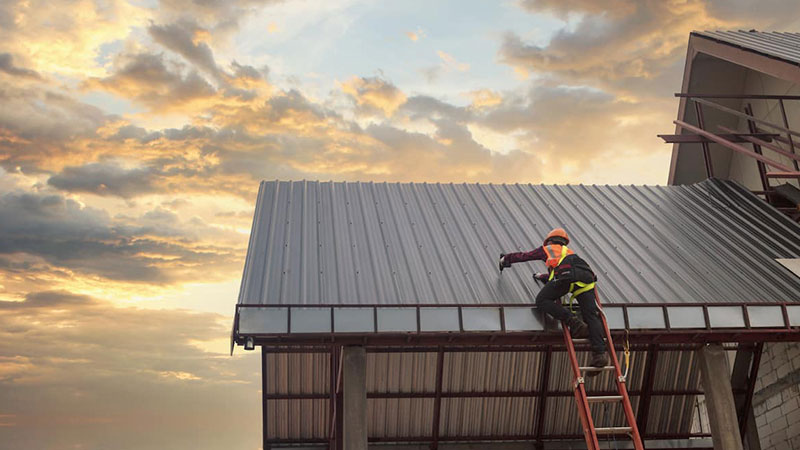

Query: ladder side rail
left=563, top=324, right=601, bottom=450
left=595, top=291, right=645, bottom=450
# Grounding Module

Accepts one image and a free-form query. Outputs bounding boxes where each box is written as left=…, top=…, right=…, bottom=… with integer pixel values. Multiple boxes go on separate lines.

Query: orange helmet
left=543, top=228, right=569, bottom=246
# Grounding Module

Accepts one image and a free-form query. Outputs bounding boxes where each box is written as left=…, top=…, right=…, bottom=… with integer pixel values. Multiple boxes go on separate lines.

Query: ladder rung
left=595, top=426, right=632, bottom=435
left=571, top=338, right=590, bottom=344
left=579, top=365, right=615, bottom=372
left=587, top=395, right=623, bottom=403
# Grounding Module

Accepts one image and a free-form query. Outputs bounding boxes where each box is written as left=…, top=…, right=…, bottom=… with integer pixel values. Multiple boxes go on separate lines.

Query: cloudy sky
left=1, top=0, right=800, bottom=449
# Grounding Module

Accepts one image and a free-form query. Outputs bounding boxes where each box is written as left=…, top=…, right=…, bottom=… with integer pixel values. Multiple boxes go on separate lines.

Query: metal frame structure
left=240, top=301, right=800, bottom=449
left=236, top=301, right=800, bottom=347
left=663, top=93, right=800, bottom=221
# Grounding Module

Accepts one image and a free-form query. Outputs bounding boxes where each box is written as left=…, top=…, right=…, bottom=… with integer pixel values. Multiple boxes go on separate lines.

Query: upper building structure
left=232, top=29, right=800, bottom=450
left=666, top=30, right=800, bottom=222
left=665, top=30, right=800, bottom=450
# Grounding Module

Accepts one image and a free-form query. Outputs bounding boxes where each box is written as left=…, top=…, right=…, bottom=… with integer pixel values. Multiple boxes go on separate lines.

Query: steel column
left=535, top=347, right=553, bottom=447
left=740, top=343, right=763, bottom=450
left=636, top=344, right=659, bottom=435
left=430, top=347, right=445, bottom=450
left=262, top=347, right=270, bottom=450
left=778, top=99, right=800, bottom=171
left=694, top=101, right=714, bottom=178
left=745, top=104, right=770, bottom=195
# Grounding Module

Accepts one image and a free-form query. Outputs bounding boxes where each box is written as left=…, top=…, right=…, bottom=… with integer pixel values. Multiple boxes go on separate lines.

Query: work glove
left=533, top=273, right=549, bottom=283
left=498, top=253, right=511, bottom=272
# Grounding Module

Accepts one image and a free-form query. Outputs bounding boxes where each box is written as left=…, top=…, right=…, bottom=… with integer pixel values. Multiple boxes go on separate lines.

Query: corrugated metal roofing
left=238, top=178, right=800, bottom=307
left=262, top=349, right=700, bottom=443
left=694, top=30, right=800, bottom=66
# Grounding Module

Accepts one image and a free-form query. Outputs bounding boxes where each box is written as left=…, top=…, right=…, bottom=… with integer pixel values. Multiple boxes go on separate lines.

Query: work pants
left=536, top=279, right=605, bottom=353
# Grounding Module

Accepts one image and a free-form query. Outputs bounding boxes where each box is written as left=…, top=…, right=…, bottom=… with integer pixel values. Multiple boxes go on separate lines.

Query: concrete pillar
left=342, top=346, right=367, bottom=450
left=697, top=343, right=744, bottom=450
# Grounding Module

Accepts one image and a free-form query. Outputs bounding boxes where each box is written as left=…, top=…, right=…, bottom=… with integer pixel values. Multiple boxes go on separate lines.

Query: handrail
left=676, top=93, right=800, bottom=100
left=691, top=98, right=800, bottom=139
left=674, top=120, right=797, bottom=172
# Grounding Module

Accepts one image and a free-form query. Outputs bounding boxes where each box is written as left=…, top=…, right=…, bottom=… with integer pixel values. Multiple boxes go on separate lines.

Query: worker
left=498, top=228, right=608, bottom=368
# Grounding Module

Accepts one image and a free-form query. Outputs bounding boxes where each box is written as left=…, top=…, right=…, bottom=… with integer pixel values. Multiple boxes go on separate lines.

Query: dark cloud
left=84, top=52, right=216, bottom=110
left=0, top=191, right=239, bottom=283
left=0, top=53, right=41, bottom=79
left=0, top=291, right=94, bottom=309
left=230, top=61, right=265, bottom=81
left=47, top=162, right=159, bottom=197
left=402, top=95, right=473, bottom=122
left=705, top=0, right=800, bottom=28
left=0, top=291, right=261, bottom=450
left=499, top=0, right=733, bottom=99
left=149, top=21, right=221, bottom=79
left=156, top=0, right=283, bottom=34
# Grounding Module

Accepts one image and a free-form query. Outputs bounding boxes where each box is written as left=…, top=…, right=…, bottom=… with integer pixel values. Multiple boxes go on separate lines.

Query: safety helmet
left=543, top=228, right=569, bottom=246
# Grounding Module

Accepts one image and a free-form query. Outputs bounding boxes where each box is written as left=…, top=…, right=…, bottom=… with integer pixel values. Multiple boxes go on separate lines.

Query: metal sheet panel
left=694, top=30, right=800, bottom=66
left=439, top=397, right=538, bottom=437
left=238, top=179, right=800, bottom=310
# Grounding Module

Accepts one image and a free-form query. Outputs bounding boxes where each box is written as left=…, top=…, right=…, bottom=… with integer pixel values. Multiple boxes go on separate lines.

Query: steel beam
left=674, top=120, right=796, bottom=172
left=658, top=133, right=778, bottom=144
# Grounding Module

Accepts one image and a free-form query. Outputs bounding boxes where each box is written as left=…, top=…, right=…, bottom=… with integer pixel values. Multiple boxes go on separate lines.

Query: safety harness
left=546, top=245, right=596, bottom=308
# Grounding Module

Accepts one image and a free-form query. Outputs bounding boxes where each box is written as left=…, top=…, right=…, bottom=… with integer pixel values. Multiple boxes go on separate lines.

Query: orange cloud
left=437, top=50, right=470, bottom=72
left=339, top=76, right=408, bottom=117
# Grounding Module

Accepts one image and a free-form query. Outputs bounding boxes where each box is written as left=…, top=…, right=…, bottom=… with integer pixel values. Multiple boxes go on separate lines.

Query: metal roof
left=238, top=178, right=800, bottom=308
left=693, top=30, right=800, bottom=66
left=261, top=347, right=703, bottom=444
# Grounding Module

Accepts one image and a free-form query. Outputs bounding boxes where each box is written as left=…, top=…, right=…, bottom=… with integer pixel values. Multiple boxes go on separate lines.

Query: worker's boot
left=567, top=316, right=589, bottom=339
left=590, top=351, right=608, bottom=368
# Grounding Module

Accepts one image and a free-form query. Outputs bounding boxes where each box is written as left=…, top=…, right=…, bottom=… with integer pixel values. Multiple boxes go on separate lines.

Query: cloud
left=84, top=52, right=217, bottom=111
left=0, top=290, right=261, bottom=450
left=0, top=190, right=240, bottom=284
left=405, top=27, right=425, bottom=42
left=0, top=53, right=41, bottom=79
left=437, top=50, right=470, bottom=72
left=0, top=0, right=146, bottom=77
left=500, top=0, right=738, bottom=98
left=339, top=76, right=408, bottom=117
left=47, top=162, right=159, bottom=198
left=0, top=291, right=94, bottom=309
left=466, top=89, right=503, bottom=110
left=0, top=85, right=110, bottom=172
left=148, top=21, right=221, bottom=80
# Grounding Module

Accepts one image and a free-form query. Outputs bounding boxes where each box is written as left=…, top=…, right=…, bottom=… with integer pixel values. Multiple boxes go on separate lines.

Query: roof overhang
left=668, top=32, right=800, bottom=184
left=235, top=302, right=800, bottom=350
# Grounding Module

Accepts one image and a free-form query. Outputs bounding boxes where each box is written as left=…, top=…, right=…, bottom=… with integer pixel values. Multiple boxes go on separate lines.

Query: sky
left=1, top=0, right=800, bottom=449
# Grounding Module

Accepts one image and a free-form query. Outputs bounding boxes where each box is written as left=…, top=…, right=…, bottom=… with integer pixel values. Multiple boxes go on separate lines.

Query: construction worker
left=498, top=228, right=608, bottom=368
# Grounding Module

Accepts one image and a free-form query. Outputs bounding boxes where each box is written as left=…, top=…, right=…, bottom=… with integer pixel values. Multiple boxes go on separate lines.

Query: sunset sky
left=2, top=1, right=800, bottom=449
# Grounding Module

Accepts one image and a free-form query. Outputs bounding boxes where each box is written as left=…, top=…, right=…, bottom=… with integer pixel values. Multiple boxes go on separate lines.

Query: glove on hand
left=498, top=253, right=511, bottom=272
left=533, top=273, right=549, bottom=282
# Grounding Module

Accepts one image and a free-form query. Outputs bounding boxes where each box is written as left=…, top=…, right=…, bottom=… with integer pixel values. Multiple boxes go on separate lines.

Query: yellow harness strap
left=564, top=281, right=596, bottom=311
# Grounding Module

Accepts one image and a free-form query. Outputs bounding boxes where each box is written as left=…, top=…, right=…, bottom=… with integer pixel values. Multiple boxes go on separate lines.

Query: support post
left=745, top=104, right=770, bottom=196
left=430, top=347, right=444, bottom=450
left=342, top=346, right=368, bottom=450
left=697, top=344, right=744, bottom=450
left=694, top=101, right=715, bottom=178
left=262, top=347, right=271, bottom=450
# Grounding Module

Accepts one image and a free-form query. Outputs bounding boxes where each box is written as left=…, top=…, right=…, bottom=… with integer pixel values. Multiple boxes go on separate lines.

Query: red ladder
left=562, top=293, right=644, bottom=450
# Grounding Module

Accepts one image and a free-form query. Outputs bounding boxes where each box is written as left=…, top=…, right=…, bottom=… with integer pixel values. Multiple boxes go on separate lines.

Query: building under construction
left=232, top=31, right=800, bottom=450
